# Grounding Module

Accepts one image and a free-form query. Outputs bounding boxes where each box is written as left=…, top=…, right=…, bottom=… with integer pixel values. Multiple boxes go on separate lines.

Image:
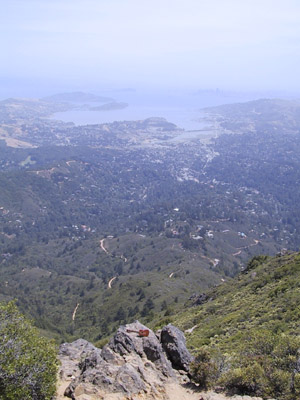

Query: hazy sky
left=1, top=0, right=300, bottom=93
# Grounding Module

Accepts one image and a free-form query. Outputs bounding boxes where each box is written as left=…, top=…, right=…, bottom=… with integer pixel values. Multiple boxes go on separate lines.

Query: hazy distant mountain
left=42, top=91, right=114, bottom=103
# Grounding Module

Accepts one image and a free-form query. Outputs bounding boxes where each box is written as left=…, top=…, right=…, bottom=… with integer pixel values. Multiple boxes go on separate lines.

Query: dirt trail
left=99, top=238, right=127, bottom=263
left=72, top=303, right=79, bottom=321
left=232, top=238, right=260, bottom=256
left=56, top=382, right=263, bottom=400
left=165, top=386, right=263, bottom=400
left=100, top=238, right=109, bottom=254
left=56, top=379, right=69, bottom=399
left=108, top=276, right=116, bottom=289
left=184, top=325, right=198, bottom=334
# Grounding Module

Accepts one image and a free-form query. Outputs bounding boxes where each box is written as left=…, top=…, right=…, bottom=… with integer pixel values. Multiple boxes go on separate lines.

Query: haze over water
left=1, top=1, right=300, bottom=104
left=51, top=89, right=264, bottom=130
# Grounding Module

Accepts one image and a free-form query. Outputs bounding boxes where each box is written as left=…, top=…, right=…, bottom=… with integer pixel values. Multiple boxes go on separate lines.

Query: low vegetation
left=0, top=302, right=58, bottom=400
left=167, top=253, right=300, bottom=399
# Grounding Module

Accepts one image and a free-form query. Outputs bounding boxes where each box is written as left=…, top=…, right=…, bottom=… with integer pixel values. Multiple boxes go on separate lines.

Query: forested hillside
left=0, top=96, right=299, bottom=341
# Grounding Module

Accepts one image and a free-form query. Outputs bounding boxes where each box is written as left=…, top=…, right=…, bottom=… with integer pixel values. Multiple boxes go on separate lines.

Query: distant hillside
left=161, top=252, right=300, bottom=399
left=203, top=98, right=300, bottom=135
left=0, top=97, right=70, bottom=123
left=42, top=92, right=114, bottom=103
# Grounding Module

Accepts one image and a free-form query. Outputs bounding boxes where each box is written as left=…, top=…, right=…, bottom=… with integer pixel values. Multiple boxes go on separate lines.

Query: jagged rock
left=59, top=339, right=100, bottom=381
left=60, top=321, right=178, bottom=400
left=101, top=344, right=124, bottom=365
left=108, top=321, right=144, bottom=357
left=110, top=321, right=175, bottom=378
left=57, top=330, right=272, bottom=400
left=160, top=324, right=193, bottom=372
left=59, top=323, right=267, bottom=400
left=115, top=363, right=147, bottom=393
left=188, top=292, right=209, bottom=306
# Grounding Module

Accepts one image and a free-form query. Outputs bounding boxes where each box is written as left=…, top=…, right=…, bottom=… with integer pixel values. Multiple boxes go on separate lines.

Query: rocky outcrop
left=160, top=324, right=194, bottom=372
left=188, top=292, right=209, bottom=306
left=58, top=321, right=191, bottom=400
left=57, top=323, right=274, bottom=400
left=59, top=339, right=100, bottom=381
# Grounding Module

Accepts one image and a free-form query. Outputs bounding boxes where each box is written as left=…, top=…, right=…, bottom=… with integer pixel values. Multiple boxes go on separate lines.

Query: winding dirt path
left=108, top=277, right=116, bottom=289
left=100, top=238, right=109, bottom=254
left=232, top=238, right=260, bottom=256
left=99, top=238, right=127, bottom=263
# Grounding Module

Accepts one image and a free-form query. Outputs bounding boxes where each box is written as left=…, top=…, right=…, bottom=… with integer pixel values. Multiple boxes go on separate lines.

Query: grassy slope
left=160, top=252, right=300, bottom=353
left=150, top=252, right=300, bottom=398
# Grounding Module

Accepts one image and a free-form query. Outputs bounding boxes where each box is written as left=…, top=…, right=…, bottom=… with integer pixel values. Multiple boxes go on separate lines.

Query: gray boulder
left=108, top=320, right=175, bottom=378
left=60, top=321, right=176, bottom=399
left=160, top=324, right=193, bottom=372
left=59, top=338, right=100, bottom=381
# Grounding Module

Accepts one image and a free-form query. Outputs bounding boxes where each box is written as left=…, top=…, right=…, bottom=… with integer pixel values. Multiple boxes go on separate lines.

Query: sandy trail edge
left=165, top=383, right=205, bottom=400
left=56, top=380, right=263, bottom=400
left=56, top=379, right=69, bottom=399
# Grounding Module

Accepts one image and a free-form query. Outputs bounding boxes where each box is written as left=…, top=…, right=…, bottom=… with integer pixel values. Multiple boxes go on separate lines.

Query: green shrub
left=190, top=348, right=219, bottom=389
left=220, top=363, right=267, bottom=396
left=244, top=255, right=268, bottom=273
left=95, top=337, right=110, bottom=349
left=267, top=369, right=290, bottom=399
left=294, top=373, right=300, bottom=399
left=220, top=330, right=300, bottom=399
left=0, top=302, right=58, bottom=400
